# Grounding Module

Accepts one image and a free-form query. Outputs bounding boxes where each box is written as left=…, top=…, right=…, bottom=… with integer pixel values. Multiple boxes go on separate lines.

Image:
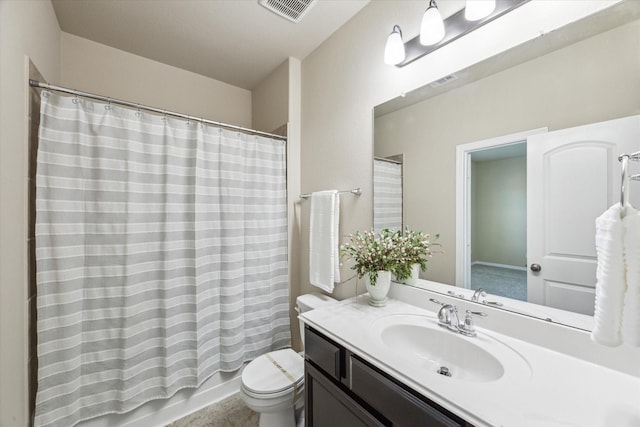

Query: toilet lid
left=242, top=348, right=304, bottom=395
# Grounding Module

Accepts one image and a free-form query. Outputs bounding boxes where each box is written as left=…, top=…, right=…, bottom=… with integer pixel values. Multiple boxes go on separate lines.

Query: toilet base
left=240, top=384, right=303, bottom=427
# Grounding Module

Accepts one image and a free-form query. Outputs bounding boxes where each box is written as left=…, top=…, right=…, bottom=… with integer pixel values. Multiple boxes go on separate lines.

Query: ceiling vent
left=429, top=74, right=458, bottom=88
left=259, top=0, right=317, bottom=23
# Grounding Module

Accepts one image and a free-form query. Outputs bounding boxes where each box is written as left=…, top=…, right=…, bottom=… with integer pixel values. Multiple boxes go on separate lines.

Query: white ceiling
left=51, top=0, right=370, bottom=90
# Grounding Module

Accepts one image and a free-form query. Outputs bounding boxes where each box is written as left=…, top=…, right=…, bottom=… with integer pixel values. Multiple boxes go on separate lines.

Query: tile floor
left=168, top=393, right=259, bottom=427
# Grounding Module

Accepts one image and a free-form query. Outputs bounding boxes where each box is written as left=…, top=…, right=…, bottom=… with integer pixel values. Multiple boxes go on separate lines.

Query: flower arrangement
left=339, top=229, right=400, bottom=284
left=391, top=227, right=440, bottom=282
left=340, top=227, right=440, bottom=285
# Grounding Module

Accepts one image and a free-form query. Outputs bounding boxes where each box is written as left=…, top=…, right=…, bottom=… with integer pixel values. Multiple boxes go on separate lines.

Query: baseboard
left=471, top=261, right=527, bottom=272
left=78, top=369, right=244, bottom=427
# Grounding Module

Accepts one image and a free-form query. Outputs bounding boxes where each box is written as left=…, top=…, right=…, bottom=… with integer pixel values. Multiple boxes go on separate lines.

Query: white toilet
left=240, top=292, right=337, bottom=427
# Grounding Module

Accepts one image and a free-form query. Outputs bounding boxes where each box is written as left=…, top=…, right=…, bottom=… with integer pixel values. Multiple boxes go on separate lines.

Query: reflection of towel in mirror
left=309, top=190, right=340, bottom=293
left=622, top=205, right=640, bottom=346
left=591, top=204, right=626, bottom=347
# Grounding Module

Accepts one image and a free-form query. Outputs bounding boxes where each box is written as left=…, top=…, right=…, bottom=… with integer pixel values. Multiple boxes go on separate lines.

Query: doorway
left=455, top=128, right=547, bottom=296
left=470, top=144, right=527, bottom=300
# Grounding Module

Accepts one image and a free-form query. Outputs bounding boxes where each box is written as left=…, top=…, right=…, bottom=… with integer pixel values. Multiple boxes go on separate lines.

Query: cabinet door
left=305, top=362, right=385, bottom=427
left=350, top=356, right=468, bottom=427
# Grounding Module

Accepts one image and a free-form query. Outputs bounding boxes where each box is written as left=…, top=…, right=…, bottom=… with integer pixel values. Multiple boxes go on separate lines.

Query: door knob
left=530, top=264, right=542, bottom=272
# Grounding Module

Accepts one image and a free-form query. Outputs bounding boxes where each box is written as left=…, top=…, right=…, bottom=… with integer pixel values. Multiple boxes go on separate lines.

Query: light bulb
left=420, top=0, right=445, bottom=46
left=384, top=25, right=405, bottom=65
left=465, top=0, right=496, bottom=21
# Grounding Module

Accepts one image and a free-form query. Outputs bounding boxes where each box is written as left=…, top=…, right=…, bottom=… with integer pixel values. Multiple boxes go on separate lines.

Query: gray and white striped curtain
left=34, top=92, right=290, bottom=427
left=373, top=159, right=403, bottom=234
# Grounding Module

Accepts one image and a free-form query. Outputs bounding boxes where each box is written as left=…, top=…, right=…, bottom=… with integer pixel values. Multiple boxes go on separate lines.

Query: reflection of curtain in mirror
left=374, top=158, right=403, bottom=233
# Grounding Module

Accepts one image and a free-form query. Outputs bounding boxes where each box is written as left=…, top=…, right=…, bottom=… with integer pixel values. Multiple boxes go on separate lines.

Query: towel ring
left=620, top=154, right=629, bottom=213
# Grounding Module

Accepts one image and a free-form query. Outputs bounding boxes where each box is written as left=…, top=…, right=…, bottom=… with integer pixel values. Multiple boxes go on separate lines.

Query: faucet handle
left=482, top=300, right=504, bottom=307
left=458, top=310, right=488, bottom=337
left=447, top=290, right=465, bottom=299
left=466, top=310, right=488, bottom=318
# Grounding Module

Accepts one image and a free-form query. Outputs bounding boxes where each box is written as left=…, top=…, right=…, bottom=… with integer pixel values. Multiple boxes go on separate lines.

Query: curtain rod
left=29, top=79, right=287, bottom=141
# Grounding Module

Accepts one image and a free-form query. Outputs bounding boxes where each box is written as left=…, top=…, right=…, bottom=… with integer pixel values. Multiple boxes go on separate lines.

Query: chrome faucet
left=436, top=303, right=487, bottom=337
left=471, top=288, right=503, bottom=307
left=471, top=288, right=486, bottom=302
left=437, top=304, right=461, bottom=332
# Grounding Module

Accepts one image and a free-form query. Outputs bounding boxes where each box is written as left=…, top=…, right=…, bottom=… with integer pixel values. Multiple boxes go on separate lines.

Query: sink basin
left=371, top=314, right=530, bottom=383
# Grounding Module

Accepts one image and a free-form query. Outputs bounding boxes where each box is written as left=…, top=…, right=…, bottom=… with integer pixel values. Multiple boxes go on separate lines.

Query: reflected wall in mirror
left=373, top=1, right=640, bottom=330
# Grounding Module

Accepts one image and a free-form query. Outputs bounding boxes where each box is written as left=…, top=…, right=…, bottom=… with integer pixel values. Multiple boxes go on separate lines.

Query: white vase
left=403, top=263, right=421, bottom=286
left=365, top=270, right=391, bottom=307
left=391, top=264, right=421, bottom=286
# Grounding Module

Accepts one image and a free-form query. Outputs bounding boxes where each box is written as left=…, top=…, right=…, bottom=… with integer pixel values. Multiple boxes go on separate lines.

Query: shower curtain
left=373, top=159, right=403, bottom=233
left=34, top=92, right=290, bottom=427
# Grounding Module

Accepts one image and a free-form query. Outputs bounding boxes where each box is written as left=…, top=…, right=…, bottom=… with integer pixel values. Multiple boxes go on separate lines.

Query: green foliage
left=391, top=227, right=439, bottom=281
left=340, top=227, right=440, bottom=284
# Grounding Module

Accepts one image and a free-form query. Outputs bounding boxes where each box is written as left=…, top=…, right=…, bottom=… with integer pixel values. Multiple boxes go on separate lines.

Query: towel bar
left=300, top=188, right=362, bottom=199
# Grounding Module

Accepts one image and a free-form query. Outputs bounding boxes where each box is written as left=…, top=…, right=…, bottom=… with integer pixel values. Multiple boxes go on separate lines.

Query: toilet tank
left=296, top=292, right=337, bottom=346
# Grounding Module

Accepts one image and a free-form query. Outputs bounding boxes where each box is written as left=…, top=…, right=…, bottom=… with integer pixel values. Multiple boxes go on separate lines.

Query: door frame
left=455, top=128, right=547, bottom=289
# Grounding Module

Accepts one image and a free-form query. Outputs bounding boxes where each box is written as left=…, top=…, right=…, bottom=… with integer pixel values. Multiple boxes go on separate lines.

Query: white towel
left=591, top=204, right=626, bottom=346
left=309, top=190, right=340, bottom=293
left=622, top=205, right=640, bottom=346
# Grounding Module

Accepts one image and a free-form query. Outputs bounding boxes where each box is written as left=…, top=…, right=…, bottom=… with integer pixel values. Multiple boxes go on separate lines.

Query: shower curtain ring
left=105, top=98, right=112, bottom=110
left=135, top=104, right=141, bottom=117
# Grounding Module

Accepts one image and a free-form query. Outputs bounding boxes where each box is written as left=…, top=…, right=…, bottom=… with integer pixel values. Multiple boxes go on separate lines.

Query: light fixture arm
left=396, top=0, right=530, bottom=67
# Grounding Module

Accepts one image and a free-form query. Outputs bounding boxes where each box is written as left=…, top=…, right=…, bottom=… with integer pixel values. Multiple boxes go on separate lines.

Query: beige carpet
left=168, top=393, right=259, bottom=427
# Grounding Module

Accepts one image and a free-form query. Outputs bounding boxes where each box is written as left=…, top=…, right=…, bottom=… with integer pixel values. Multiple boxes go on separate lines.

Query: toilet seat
left=242, top=348, right=304, bottom=398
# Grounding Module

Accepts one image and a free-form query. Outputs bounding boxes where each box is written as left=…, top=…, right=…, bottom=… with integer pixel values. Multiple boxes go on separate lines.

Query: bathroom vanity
left=305, top=324, right=471, bottom=426
left=300, top=287, right=640, bottom=427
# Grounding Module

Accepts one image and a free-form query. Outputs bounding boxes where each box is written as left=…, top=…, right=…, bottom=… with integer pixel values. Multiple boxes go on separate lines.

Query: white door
left=527, top=115, right=640, bottom=315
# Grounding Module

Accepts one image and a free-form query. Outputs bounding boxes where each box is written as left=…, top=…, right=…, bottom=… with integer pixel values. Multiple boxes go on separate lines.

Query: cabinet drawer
left=350, top=356, right=468, bottom=427
left=305, top=326, right=342, bottom=380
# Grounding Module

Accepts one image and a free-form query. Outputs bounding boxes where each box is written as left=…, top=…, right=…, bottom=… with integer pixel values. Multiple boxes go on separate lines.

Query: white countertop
left=300, top=294, right=640, bottom=427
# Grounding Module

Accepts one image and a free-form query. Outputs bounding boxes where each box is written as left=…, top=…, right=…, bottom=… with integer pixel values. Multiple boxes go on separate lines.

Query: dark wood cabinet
left=305, top=362, right=385, bottom=427
left=304, top=325, right=473, bottom=427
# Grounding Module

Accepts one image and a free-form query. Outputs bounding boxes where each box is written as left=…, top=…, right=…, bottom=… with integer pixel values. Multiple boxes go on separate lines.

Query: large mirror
left=374, top=1, right=640, bottom=330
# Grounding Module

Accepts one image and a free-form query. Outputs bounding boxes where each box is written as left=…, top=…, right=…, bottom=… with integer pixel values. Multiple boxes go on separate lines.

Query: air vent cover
left=259, top=0, right=317, bottom=23
left=429, top=74, right=458, bottom=88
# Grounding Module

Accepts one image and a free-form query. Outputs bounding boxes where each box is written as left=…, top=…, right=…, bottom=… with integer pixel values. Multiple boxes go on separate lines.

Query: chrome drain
left=437, top=366, right=452, bottom=377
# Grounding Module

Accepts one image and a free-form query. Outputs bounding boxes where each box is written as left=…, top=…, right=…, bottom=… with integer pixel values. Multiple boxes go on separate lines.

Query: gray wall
left=1, top=1, right=61, bottom=424
left=471, top=157, right=526, bottom=267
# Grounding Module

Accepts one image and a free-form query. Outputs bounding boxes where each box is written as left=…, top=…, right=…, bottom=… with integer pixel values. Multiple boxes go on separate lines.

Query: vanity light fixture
left=465, top=0, right=496, bottom=21
left=420, top=0, right=445, bottom=46
left=384, top=25, right=406, bottom=65
left=385, top=0, right=529, bottom=67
